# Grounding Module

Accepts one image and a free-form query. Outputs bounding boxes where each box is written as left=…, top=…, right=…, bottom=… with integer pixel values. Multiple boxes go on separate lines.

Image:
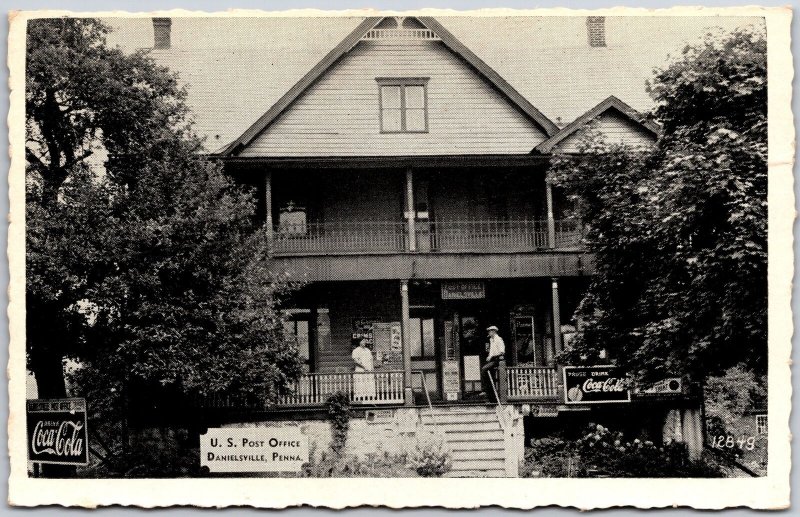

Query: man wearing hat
left=481, top=325, right=505, bottom=401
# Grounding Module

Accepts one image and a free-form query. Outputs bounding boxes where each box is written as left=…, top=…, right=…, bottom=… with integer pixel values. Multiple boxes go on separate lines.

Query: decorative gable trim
left=535, top=95, right=660, bottom=154
left=218, top=16, right=558, bottom=156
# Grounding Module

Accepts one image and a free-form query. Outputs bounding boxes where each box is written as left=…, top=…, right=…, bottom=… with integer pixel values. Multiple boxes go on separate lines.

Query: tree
left=25, top=18, right=302, bottom=472
left=550, top=28, right=767, bottom=383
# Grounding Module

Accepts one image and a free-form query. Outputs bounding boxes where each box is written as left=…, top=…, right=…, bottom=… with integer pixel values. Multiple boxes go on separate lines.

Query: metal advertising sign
left=563, top=366, right=631, bottom=404
left=26, top=398, right=89, bottom=466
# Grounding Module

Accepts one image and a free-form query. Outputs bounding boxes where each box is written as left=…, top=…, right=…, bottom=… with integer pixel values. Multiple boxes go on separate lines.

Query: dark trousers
left=481, top=355, right=503, bottom=401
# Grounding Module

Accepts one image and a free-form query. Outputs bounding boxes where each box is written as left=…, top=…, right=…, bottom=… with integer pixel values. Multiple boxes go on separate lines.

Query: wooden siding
left=318, top=282, right=401, bottom=373
left=240, top=40, right=547, bottom=157
left=555, top=110, right=656, bottom=153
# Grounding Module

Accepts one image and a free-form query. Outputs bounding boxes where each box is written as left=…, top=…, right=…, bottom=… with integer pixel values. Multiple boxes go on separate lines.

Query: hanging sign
left=563, top=366, right=631, bottom=404
left=441, top=281, right=486, bottom=300
left=26, top=398, right=89, bottom=466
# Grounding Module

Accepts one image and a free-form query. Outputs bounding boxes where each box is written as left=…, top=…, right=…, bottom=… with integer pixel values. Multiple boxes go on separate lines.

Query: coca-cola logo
left=31, top=420, right=85, bottom=458
left=563, top=366, right=631, bottom=404
left=582, top=377, right=627, bottom=393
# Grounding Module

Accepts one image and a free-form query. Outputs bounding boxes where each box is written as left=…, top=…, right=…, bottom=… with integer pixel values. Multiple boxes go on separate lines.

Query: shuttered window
left=378, top=79, right=429, bottom=133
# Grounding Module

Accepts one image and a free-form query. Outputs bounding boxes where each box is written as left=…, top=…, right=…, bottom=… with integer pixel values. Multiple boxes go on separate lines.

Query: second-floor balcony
left=271, top=218, right=583, bottom=255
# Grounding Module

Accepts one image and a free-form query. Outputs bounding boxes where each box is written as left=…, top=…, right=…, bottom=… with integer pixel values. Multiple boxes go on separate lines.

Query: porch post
left=264, top=170, right=274, bottom=256
left=551, top=277, right=562, bottom=355
left=401, top=280, right=414, bottom=406
left=497, top=357, right=508, bottom=403
left=405, top=168, right=416, bottom=252
left=546, top=180, right=556, bottom=248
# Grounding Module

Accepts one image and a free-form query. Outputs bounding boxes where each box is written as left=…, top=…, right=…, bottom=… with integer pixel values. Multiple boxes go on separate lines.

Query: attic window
left=378, top=79, right=429, bottom=133
left=586, top=16, right=606, bottom=47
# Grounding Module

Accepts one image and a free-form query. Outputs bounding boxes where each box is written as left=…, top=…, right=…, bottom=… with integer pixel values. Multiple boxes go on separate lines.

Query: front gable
left=536, top=96, right=659, bottom=153
left=229, top=17, right=556, bottom=157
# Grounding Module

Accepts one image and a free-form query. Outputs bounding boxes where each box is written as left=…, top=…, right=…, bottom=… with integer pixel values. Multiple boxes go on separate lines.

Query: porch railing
left=506, top=366, right=561, bottom=400
left=272, top=219, right=583, bottom=254
left=273, top=221, right=407, bottom=254
left=278, top=370, right=405, bottom=406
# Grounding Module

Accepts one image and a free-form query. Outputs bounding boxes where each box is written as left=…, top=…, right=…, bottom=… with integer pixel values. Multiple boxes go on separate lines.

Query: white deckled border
left=7, top=6, right=793, bottom=509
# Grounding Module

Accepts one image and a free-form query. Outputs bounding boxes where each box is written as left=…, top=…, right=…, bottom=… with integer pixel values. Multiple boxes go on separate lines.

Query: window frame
left=409, top=316, right=436, bottom=360
left=283, top=309, right=314, bottom=371
left=755, top=414, right=767, bottom=435
left=377, top=78, right=430, bottom=134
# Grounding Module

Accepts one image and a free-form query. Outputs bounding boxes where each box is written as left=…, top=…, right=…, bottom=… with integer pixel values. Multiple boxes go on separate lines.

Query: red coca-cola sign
left=563, top=366, right=631, bottom=404
left=26, top=398, right=89, bottom=465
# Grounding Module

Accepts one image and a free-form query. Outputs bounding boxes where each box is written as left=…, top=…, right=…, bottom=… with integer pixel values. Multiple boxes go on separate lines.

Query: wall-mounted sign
left=441, top=281, right=486, bottom=300
left=463, top=355, right=482, bottom=381
left=637, top=377, right=684, bottom=396
left=442, top=360, right=461, bottom=400
left=563, top=366, right=631, bottom=404
left=530, top=404, right=559, bottom=417
left=26, top=398, right=89, bottom=466
left=373, top=322, right=403, bottom=368
left=352, top=319, right=375, bottom=346
left=200, top=427, right=308, bottom=473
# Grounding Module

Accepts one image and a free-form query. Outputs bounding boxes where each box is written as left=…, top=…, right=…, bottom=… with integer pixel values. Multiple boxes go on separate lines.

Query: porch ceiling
left=217, top=154, right=550, bottom=171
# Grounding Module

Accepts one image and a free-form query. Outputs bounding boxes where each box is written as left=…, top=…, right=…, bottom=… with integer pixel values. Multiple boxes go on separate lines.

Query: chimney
left=153, top=18, right=172, bottom=49
left=586, top=16, right=606, bottom=47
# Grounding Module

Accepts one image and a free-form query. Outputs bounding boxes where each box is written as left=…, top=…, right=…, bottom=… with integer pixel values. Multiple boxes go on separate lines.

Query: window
left=378, top=79, right=428, bottom=133
left=409, top=317, right=435, bottom=358
left=283, top=309, right=311, bottom=371
left=756, top=414, right=767, bottom=435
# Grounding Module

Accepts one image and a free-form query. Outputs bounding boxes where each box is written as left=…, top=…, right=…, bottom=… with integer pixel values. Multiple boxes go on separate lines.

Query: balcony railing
left=278, top=370, right=406, bottom=406
left=274, top=221, right=407, bottom=254
left=506, top=366, right=561, bottom=400
left=272, top=218, right=583, bottom=255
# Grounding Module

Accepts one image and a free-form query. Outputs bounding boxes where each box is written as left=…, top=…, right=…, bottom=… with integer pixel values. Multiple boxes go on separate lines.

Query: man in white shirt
left=481, top=325, right=505, bottom=401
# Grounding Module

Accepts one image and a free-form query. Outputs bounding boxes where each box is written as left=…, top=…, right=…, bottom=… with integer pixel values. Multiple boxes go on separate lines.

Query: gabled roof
left=535, top=95, right=660, bottom=154
left=218, top=16, right=559, bottom=156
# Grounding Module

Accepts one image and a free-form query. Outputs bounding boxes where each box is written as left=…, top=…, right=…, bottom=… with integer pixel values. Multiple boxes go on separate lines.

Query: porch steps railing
left=278, top=370, right=405, bottom=406
left=506, top=366, right=561, bottom=400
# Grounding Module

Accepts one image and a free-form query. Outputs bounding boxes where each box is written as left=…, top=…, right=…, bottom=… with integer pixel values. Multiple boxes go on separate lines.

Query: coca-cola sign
left=26, top=398, right=89, bottom=465
left=563, top=366, right=631, bottom=404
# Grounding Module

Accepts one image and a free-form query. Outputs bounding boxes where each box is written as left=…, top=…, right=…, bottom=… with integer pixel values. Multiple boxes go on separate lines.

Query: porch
left=277, top=365, right=562, bottom=407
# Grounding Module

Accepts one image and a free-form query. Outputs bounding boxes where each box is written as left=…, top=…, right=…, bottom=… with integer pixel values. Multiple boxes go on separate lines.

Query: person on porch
left=481, top=325, right=505, bottom=401
left=352, top=337, right=376, bottom=402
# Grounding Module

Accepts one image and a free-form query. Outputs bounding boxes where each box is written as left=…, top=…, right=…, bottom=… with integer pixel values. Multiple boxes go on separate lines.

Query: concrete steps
left=419, top=405, right=510, bottom=477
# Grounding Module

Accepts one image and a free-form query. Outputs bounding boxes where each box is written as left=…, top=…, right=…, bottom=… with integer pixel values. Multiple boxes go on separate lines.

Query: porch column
left=551, top=277, right=562, bottom=355
left=400, top=280, right=414, bottom=406
left=546, top=180, right=556, bottom=248
left=264, top=170, right=274, bottom=256
left=405, top=168, right=416, bottom=252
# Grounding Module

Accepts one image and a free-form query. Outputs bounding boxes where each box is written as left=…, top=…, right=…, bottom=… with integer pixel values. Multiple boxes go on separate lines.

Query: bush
left=407, top=432, right=452, bottom=477
left=523, top=423, right=723, bottom=478
left=301, top=444, right=418, bottom=478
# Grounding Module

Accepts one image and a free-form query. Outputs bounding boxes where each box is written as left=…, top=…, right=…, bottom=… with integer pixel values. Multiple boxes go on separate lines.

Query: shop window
left=409, top=317, right=435, bottom=358
left=378, top=79, right=428, bottom=133
left=755, top=414, right=767, bottom=435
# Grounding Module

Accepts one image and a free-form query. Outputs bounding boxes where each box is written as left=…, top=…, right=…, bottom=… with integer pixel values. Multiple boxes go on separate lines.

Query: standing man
left=481, top=325, right=505, bottom=401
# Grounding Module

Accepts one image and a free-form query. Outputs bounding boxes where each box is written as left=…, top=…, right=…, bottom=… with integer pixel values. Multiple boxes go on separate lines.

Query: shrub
left=523, top=423, right=723, bottom=478
left=407, top=432, right=452, bottom=477
left=325, top=392, right=351, bottom=456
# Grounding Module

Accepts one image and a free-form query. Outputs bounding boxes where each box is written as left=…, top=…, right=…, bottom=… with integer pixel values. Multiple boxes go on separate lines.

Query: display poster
left=442, top=360, right=461, bottom=400
left=463, top=355, right=482, bottom=381
left=373, top=321, right=403, bottom=369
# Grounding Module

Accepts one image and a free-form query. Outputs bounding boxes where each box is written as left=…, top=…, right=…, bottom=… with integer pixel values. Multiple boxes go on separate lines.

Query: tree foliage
left=550, top=28, right=767, bottom=382
left=25, top=18, right=302, bottom=459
